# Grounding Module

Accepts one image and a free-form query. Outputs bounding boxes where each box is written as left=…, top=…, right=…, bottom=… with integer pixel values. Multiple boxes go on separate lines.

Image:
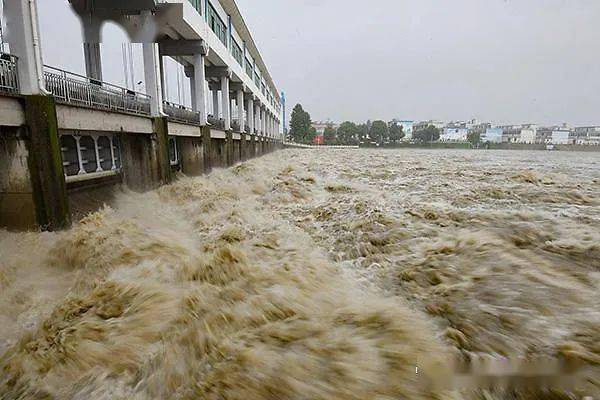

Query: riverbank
left=359, top=142, right=600, bottom=151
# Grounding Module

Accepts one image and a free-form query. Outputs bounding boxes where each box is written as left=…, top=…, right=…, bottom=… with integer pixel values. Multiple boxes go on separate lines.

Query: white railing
left=0, top=53, right=19, bottom=94
left=44, top=65, right=151, bottom=116
left=163, top=101, right=201, bottom=125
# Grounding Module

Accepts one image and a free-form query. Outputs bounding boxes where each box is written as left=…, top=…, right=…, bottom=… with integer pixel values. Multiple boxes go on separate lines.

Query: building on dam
left=0, top=0, right=283, bottom=231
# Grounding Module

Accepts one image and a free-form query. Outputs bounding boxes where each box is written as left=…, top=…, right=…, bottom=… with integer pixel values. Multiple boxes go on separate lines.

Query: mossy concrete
left=23, top=95, right=71, bottom=231
left=202, top=125, right=212, bottom=173
left=225, top=131, right=234, bottom=166
left=152, top=117, right=172, bottom=185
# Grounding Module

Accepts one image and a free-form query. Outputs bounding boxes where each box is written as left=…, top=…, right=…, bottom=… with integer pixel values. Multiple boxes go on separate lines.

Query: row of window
left=61, top=133, right=122, bottom=177
left=207, top=2, right=228, bottom=47
left=187, top=0, right=280, bottom=111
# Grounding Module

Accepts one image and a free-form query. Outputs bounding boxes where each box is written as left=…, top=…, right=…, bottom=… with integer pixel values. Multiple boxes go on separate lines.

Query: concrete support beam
left=212, top=88, right=220, bottom=117
left=143, top=43, right=165, bottom=116
left=23, top=95, right=71, bottom=230
left=151, top=117, right=172, bottom=185
left=158, top=40, right=207, bottom=56
left=202, top=125, right=212, bottom=173
left=221, top=76, right=231, bottom=131
left=83, top=43, right=103, bottom=81
left=226, top=131, right=233, bottom=166
left=247, top=97, right=254, bottom=134
left=192, top=54, right=208, bottom=125
left=206, top=67, right=231, bottom=78
left=261, top=106, right=266, bottom=136
left=4, top=0, right=46, bottom=94
left=236, top=90, right=244, bottom=132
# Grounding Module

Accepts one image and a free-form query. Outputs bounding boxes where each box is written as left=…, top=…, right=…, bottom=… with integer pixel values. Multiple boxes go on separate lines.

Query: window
left=231, top=40, right=243, bottom=66
left=207, top=2, right=228, bottom=47
left=60, top=133, right=122, bottom=178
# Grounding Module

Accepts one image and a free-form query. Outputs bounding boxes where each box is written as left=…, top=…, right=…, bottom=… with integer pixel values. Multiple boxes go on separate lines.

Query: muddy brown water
left=1, top=149, right=598, bottom=399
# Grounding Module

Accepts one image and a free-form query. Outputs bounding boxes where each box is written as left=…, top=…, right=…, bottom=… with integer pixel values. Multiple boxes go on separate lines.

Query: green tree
left=337, top=121, right=359, bottom=145
left=323, top=125, right=337, bottom=145
left=289, top=104, right=313, bottom=143
left=413, top=125, right=441, bottom=143
left=357, top=123, right=369, bottom=142
left=467, top=130, right=481, bottom=146
left=388, top=121, right=404, bottom=144
left=370, top=120, right=389, bottom=144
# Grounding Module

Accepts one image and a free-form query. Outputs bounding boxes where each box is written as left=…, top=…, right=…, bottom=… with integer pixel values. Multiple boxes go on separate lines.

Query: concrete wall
left=0, top=126, right=37, bottom=230
left=120, top=132, right=163, bottom=192
left=178, top=136, right=205, bottom=175
left=0, top=96, right=280, bottom=231
left=211, top=138, right=227, bottom=168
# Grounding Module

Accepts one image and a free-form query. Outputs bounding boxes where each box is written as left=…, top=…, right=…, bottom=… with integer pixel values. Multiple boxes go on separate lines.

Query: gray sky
left=12, top=0, right=600, bottom=126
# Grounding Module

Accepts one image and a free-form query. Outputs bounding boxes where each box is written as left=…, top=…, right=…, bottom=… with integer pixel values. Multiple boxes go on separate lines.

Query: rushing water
left=0, top=149, right=599, bottom=399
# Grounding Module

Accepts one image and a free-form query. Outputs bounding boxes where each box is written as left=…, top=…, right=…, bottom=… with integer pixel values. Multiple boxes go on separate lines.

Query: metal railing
left=163, top=101, right=201, bottom=125
left=0, top=53, right=19, bottom=94
left=44, top=65, right=151, bottom=116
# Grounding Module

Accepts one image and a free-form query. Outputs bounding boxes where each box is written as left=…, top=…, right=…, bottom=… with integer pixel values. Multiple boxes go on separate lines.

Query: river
left=1, top=149, right=599, bottom=399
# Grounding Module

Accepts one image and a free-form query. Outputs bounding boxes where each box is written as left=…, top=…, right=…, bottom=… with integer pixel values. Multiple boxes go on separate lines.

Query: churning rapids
left=1, top=149, right=599, bottom=399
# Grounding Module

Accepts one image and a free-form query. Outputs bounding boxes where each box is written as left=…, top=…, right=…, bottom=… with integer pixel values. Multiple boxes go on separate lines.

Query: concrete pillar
left=83, top=44, right=103, bottom=82
left=254, top=100, right=260, bottom=135
left=4, top=0, right=46, bottom=94
left=151, top=117, right=172, bottom=185
left=202, top=125, right=212, bottom=173
left=193, top=54, right=208, bottom=125
left=143, top=43, right=164, bottom=116
left=189, top=73, right=196, bottom=110
left=23, top=95, right=71, bottom=230
left=236, top=90, right=244, bottom=132
left=212, top=89, right=219, bottom=117
left=261, top=106, right=266, bottom=136
left=221, top=76, right=231, bottom=131
left=247, top=97, right=254, bottom=134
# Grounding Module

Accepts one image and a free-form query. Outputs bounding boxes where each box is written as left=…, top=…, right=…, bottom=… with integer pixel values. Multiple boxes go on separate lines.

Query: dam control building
left=0, top=0, right=283, bottom=231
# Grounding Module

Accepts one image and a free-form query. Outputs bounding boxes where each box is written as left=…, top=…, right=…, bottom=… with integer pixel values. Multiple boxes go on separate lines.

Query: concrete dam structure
left=0, top=0, right=283, bottom=231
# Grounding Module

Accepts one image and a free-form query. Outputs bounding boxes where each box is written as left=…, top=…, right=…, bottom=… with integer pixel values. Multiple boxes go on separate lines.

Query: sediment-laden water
left=1, top=149, right=598, bottom=399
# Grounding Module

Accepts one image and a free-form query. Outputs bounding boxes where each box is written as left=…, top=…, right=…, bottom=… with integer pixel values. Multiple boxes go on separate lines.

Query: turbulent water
left=1, top=149, right=599, bottom=399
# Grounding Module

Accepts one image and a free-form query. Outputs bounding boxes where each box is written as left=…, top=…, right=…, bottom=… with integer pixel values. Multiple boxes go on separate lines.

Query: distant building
left=413, top=120, right=445, bottom=133
left=536, top=127, right=555, bottom=143
left=551, top=130, right=571, bottom=144
left=483, top=128, right=503, bottom=143
left=519, top=128, right=537, bottom=144
left=573, top=126, right=600, bottom=145
left=393, top=120, right=414, bottom=140
left=441, top=127, right=469, bottom=141
left=312, top=120, right=339, bottom=136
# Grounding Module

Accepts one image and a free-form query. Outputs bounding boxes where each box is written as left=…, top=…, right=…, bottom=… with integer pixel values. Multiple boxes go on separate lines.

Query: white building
left=483, top=127, right=503, bottom=143
left=551, top=130, right=571, bottom=144
left=441, top=127, right=468, bottom=141
left=397, top=120, right=414, bottom=140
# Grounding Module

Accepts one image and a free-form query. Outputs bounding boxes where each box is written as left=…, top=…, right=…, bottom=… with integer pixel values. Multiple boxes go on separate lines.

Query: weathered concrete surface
left=0, top=97, right=26, bottom=127
left=56, top=104, right=153, bottom=133
left=24, top=95, right=71, bottom=231
left=178, top=136, right=205, bottom=176
left=240, top=133, right=247, bottom=161
left=202, top=125, right=212, bottom=173
left=120, top=133, right=160, bottom=191
left=210, top=138, right=227, bottom=168
left=152, top=117, right=173, bottom=186
left=169, top=122, right=201, bottom=137
left=225, top=131, right=234, bottom=166
left=0, top=126, right=37, bottom=230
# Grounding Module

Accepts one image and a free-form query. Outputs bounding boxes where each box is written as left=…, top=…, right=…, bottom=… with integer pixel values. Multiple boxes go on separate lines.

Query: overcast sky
left=9, top=0, right=600, bottom=126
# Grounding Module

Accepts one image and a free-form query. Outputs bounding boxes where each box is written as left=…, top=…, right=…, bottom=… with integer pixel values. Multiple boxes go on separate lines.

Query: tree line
left=289, top=103, right=441, bottom=145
